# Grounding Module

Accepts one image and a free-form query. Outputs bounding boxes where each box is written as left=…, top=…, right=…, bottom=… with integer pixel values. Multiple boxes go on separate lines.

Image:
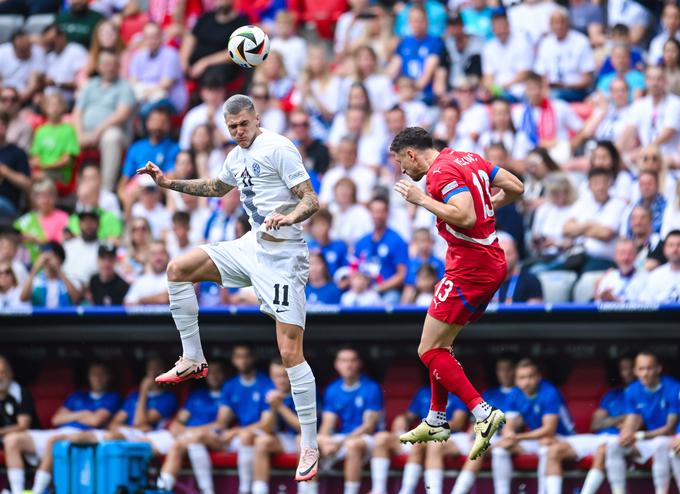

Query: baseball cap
left=78, top=207, right=99, bottom=221
left=98, top=244, right=117, bottom=258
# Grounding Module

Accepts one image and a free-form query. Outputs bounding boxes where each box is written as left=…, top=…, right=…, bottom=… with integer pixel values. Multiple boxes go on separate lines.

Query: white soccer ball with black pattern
left=228, top=25, right=270, bottom=69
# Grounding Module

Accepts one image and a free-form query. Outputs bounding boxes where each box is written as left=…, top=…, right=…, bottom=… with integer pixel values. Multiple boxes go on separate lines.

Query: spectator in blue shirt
left=157, top=360, right=227, bottom=494
left=544, top=355, right=636, bottom=494
left=461, top=0, right=494, bottom=40
left=388, top=5, right=444, bottom=104
left=493, top=233, right=543, bottom=304
left=318, top=347, right=384, bottom=494
left=394, top=0, right=447, bottom=38
left=117, top=107, right=179, bottom=206
left=449, top=354, right=517, bottom=494
left=308, top=208, right=348, bottom=278
left=603, top=351, right=679, bottom=494
left=306, top=252, right=342, bottom=305
left=491, top=359, right=574, bottom=494
left=401, top=228, right=445, bottom=304
left=354, top=197, right=409, bottom=304
left=252, top=358, right=304, bottom=494
left=4, top=361, right=121, bottom=494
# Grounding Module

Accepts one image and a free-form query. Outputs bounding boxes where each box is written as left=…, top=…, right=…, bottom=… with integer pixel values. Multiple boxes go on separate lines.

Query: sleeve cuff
left=443, top=186, right=469, bottom=203
left=490, top=165, right=500, bottom=181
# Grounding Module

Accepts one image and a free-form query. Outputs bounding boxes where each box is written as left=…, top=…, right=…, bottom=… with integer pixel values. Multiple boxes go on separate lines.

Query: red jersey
left=426, top=148, right=505, bottom=275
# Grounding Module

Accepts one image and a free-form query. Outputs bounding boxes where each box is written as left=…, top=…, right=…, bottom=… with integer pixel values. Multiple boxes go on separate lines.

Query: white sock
left=492, top=447, right=513, bottom=494
left=652, top=441, right=671, bottom=494
left=424, top=468, right=444, bottom=494
left=471, top=401, right=492, bottom=422
left=169, top=281, right=205, bottom=362
left=451, top=470, right=476, bottom=494
left=8, top=468, right=25, bottom=494
left=343, top=480, right=360, bottom=494
left=398, top=462, right=423, bottom=494
left=426, top=409, right=447, bottom=426
left=671, top=453, right=680, bottom=489
left=300, top=481, right=319, bottom=494
left=252, top=479, right=269, bottom=494
left=546, top=475, right=562, bottom=494
left=581, top=468, right=605, bottom=494
left=158, top=472, right=176, bottom=490
left=370, top=457, right=390, bottom=494
left=286, top=361, right=318, bottom=449
left=188, top=443, right=215, bottom=494
left=238, top=445, right=255, bottom=493
left=605, top=441, right=627, bottom=494
left=31, top=470, right=52, bottom=494
left=538, top=445, right=548, bottom=494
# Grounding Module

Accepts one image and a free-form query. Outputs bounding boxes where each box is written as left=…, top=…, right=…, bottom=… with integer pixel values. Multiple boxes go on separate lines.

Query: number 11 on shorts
left=273, top=283, right=289, bottom=306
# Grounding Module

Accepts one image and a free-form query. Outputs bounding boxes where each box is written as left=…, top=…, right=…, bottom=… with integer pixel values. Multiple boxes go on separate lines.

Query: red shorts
left=427, top=263, right=507, bottom=326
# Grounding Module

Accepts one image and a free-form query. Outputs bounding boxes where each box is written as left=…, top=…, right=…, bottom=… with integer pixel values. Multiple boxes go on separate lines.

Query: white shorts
left=116, top=427, right=175, bottom=455
left=276, top=433, right=298, bottom=454
left=27, top=426, right=81, bottom=461
left=565, top=434, right=614, bottom=461
left=200, top=231, right=309, bottom=328
left=321, top=433, right=375, bottom=469
left=449, top=432, right=472, bottom=454
left=632, top=436, right=671, bottom=464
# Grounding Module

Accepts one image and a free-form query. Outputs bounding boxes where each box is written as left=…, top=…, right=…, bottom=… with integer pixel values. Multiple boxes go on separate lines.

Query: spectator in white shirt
left=648, top=4, right=680, bottom=66
left=328, top=177, right=373, bottom=245
left=334, top=0, right=373, bottom=57
left=249, top=83, right=286, bottom=135
left=513, top=72, right=585, bottom=165
left=478, top=99, right=533, bottom=172
left=130, top=182, right=172, bottom=240
left=124, top=241, right=170, bottom=306
left=341, top=45, right=397, bottom=113
left=624, top=205, right=665, bottom=272
left=269, top=10, right=307, bottom=80
left=340, top=268, right=383, bottom=307
left=451, top=75, right=490, bottom=142
left=320, top=136, right=376, bottom=206
left=631, top=230, right=680, bottom=304
left=594, top=238, right=644, bottom=302
left=577, top=140, right=634, bottom=203
left=530, top=172, right=576, bottom=268
left=436, top=14, right=484, bottom=95
left=328, top=103, right=387, bottom=168
left=166, top=211, right=194, bottom=259
left=534, top=7, right=595, bottom=102
left=0, top=232, right=28, bottom=287
left=432, top=102, right=477, bottom=153
left=395, top=77, right=430, bottom=128
left=581, top=77, right=631, bottom=144
left=563, top=168, right=627, bottom=271
left=630, top=145, right=678, bottom=205
left=0, top=262, right=28, bottom=311
left=41, top=24, right=88, bottom=105
left=507, top=0, right=559, bottom=48
left=62, top=210, right=101, bottom=291
left=178, top=74, right=229, bottom=150
left=617, top=66, right=680, bottom=163
left=661, top=180, right=680, bottom=238
left=606, top=0, right=651, bottom=47
left=0, top=31, right=45, bottom=103
left=481, top=10, right=532, bottom=102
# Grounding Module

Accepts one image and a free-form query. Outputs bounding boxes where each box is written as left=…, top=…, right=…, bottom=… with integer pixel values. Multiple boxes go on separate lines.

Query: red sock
left=420, top=348, right=483, bottom=411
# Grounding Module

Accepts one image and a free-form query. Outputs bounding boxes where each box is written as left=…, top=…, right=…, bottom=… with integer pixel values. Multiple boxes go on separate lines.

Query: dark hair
left=269, top=356, right=284, bottom=367
left=638, top=170, right=659, bottom=183
left=79, top=162, right=100, bottom=177
left=42, top=241, right=66, bottom=264
left=588, top=167, right=614, bottom=181
left=0, top=112, right=10, bottom=126
left=389, top=127, right=434, bottom=154
left=335, top=346, right=361, bottom=360
left=661, top=38, right=680, bottom=69
left=611, top=24, right=630, bottom=37
left=636, top=350, right=660, bottom=364
left=515, top=358, right=539, bottom=371
left=666, top=229, right=680, bottom=240
left=172, top=211, right=191, bottom=226
left=311, top=208, right=333, bottom=225
left=525, top=72, right=543, bottom=85
left=309, top=251, right=331, bottom=282
left=369, top=195, right=389, bottom=209
left=496, top=352, right=518, bottom=366
left=528, top=147, right=560, bottom=172
left=147, top=105, right=171, bottom=120
left=42, top=23, right=63, bottom=36
left=10, top=30, right=27, bottom=43
left=416, top=263, right=437, bottom=278
left=432, top=138, right=448, bottom=151
left=410, top=4, right=426, bottom=16
left=348, top=82, right=372, bottom=113
left=593, top=140, right=621, bottom=177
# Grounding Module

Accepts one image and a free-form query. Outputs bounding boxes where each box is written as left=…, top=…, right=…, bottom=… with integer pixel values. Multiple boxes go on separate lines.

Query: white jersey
left=218, top=128, right=310, bottom=240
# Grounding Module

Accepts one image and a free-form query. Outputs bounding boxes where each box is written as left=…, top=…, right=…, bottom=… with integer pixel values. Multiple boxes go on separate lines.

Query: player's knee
left=374, top=432, right=392, bottom=448
left=4, top=431, right=21, bottom=450
left=346, top=438, right=366, bottom=454
left=254, top=434, right=273, bottom=451
left=166, top=259, right=187, bottom=282
left=239, top=428, right=256, bottom=445
left=547, top=443, right=563, bottom=461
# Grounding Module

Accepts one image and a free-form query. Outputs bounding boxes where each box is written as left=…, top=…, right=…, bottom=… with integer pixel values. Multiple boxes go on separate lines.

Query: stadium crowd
left=0, top=0, right=679, bottom=310
left=1, top=348, right=680, bottom=494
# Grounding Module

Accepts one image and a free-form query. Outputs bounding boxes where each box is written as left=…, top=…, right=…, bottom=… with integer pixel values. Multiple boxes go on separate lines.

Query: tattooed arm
left=136, top=161, right=234, bottom=197
left=264, top=179, right=320, bottom=230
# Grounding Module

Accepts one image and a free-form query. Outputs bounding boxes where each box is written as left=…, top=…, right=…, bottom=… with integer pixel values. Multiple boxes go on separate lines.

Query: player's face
left=88, top=364, right=110, bottom=393
left=0, top=359, right=12, bottom=392
left=270, top=363, right=290, bottom=393
left=226, top=109, right=261, bottom=148
left=394, top=149, right=427, bottom=181
left=496, top=360, right=515, bottom=388
left=335, top=350, right=361, bottom=380
left=232, top=347, right=254, bottom=374
left=515, top=365, right=540, bottom=395
left=663, top=234, right=680, bottom=264
left=206, top=363, right=226, bottom=390
left=619, top=358, right=635, bottom=385
left=634, top=355, right=661, bottom=388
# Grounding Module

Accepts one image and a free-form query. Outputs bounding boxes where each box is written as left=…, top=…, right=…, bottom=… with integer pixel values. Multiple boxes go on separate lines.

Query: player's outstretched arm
left=265, top=179, right=320, bottom=230
left=136, top=161, right=234, bottom=197
left=490, top=168, right=524, bottom=210
left=394, top=179, right=476, bottom=229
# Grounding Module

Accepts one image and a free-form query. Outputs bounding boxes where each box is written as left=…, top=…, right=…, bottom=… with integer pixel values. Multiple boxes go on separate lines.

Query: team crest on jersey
left=252, top=162, right=261, bottom=177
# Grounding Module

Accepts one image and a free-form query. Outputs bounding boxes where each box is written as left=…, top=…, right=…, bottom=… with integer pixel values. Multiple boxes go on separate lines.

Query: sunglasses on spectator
left=291, top=121, right=309, bottom=128
left=0, top=95, right=17, bottom=103
left=0, top=269, right=13, bottom=275
left=252, top=94, right=269, bottom=100
left=643, top=155, right=660, bottom=161
left=132, top=225, right=148, bottom=231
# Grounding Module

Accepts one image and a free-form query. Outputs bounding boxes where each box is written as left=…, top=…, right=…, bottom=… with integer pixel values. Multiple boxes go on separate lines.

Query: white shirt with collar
left=595, top=268, right=645, bottom=301
left=632, top=263, right=680, bottom=304
left=567, top=194, right=627, bottom=260
left=482, top=32, right=533, bottom=97
left=124, top=271, right=168, bottom=305
left=624, top=94, right=680, bottom=158
left=535, top=30, right=595, bottom=86
left=45, top=42, right=88, bottom=100
left=0, top=43, right=46, bottom=90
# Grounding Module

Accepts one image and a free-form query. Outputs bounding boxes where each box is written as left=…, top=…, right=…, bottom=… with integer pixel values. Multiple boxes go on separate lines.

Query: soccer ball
left=228, top=25, right=270, bottom=69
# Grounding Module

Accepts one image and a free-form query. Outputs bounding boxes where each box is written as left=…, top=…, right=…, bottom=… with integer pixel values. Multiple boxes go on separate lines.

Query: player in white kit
left=137, top=94, right=321, bottom=482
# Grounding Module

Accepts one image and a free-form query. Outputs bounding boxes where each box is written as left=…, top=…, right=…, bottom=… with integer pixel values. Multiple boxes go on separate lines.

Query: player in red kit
left=390, top=127, right=524, bottom=459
